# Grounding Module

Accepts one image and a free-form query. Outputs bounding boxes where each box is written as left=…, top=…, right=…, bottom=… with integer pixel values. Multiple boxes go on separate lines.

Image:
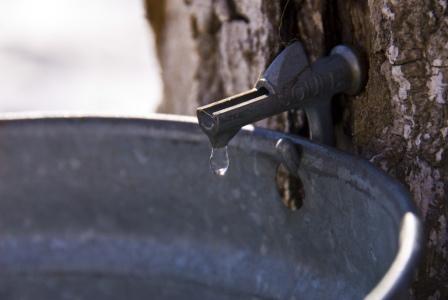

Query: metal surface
left=0, top=114, right=421, bottom=299
left=197, top=42, right=365, bottom=147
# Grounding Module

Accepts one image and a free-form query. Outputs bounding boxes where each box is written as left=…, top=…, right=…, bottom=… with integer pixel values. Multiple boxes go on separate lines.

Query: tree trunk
left=145, top=0, right=448, bottom=298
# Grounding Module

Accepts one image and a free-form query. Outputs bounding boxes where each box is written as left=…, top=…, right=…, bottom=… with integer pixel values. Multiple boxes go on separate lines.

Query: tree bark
left=145, top=0, right=448, bottom=298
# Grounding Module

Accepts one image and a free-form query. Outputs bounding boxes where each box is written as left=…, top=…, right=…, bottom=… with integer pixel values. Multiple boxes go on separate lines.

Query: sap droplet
left=210, top=146, right=229, bottom=176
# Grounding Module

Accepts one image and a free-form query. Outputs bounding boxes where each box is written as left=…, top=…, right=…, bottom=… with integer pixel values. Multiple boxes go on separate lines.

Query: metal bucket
left=0, top=114, right=421, bottom=299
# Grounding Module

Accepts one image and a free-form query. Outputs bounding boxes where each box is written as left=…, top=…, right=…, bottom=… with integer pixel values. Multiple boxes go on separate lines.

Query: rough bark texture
left=145, top=0, right=448, bottom=298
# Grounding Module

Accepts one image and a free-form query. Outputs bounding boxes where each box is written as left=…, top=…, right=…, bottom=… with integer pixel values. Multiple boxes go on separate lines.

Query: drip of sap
left=210, top=146, right=229, bottom=176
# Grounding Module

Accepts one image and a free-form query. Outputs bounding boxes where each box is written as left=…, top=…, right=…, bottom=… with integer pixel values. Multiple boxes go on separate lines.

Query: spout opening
left=197, top=109, right=216, bottom=133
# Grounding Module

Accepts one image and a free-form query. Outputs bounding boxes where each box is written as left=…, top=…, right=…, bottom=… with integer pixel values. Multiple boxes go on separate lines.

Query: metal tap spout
left=197, top=42, right=364, bottom=148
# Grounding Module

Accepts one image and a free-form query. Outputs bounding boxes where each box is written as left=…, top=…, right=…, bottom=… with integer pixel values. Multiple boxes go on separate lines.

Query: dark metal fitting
left=275, top=138, right=302, bottom=175
left=197, top=42, right=365, bottom=148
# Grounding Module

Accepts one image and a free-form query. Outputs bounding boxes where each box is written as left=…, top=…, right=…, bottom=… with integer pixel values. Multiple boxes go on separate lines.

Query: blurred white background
left=0, top=0, right=162, bottom=114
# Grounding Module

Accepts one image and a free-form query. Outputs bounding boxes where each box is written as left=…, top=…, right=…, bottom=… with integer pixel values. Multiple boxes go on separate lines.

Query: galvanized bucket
left=0, top=114, right=421, bottom=299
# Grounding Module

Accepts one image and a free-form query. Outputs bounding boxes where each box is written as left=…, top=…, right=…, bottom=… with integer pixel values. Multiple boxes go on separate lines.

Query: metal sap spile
left=196, top=42, right=365, bottom=148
